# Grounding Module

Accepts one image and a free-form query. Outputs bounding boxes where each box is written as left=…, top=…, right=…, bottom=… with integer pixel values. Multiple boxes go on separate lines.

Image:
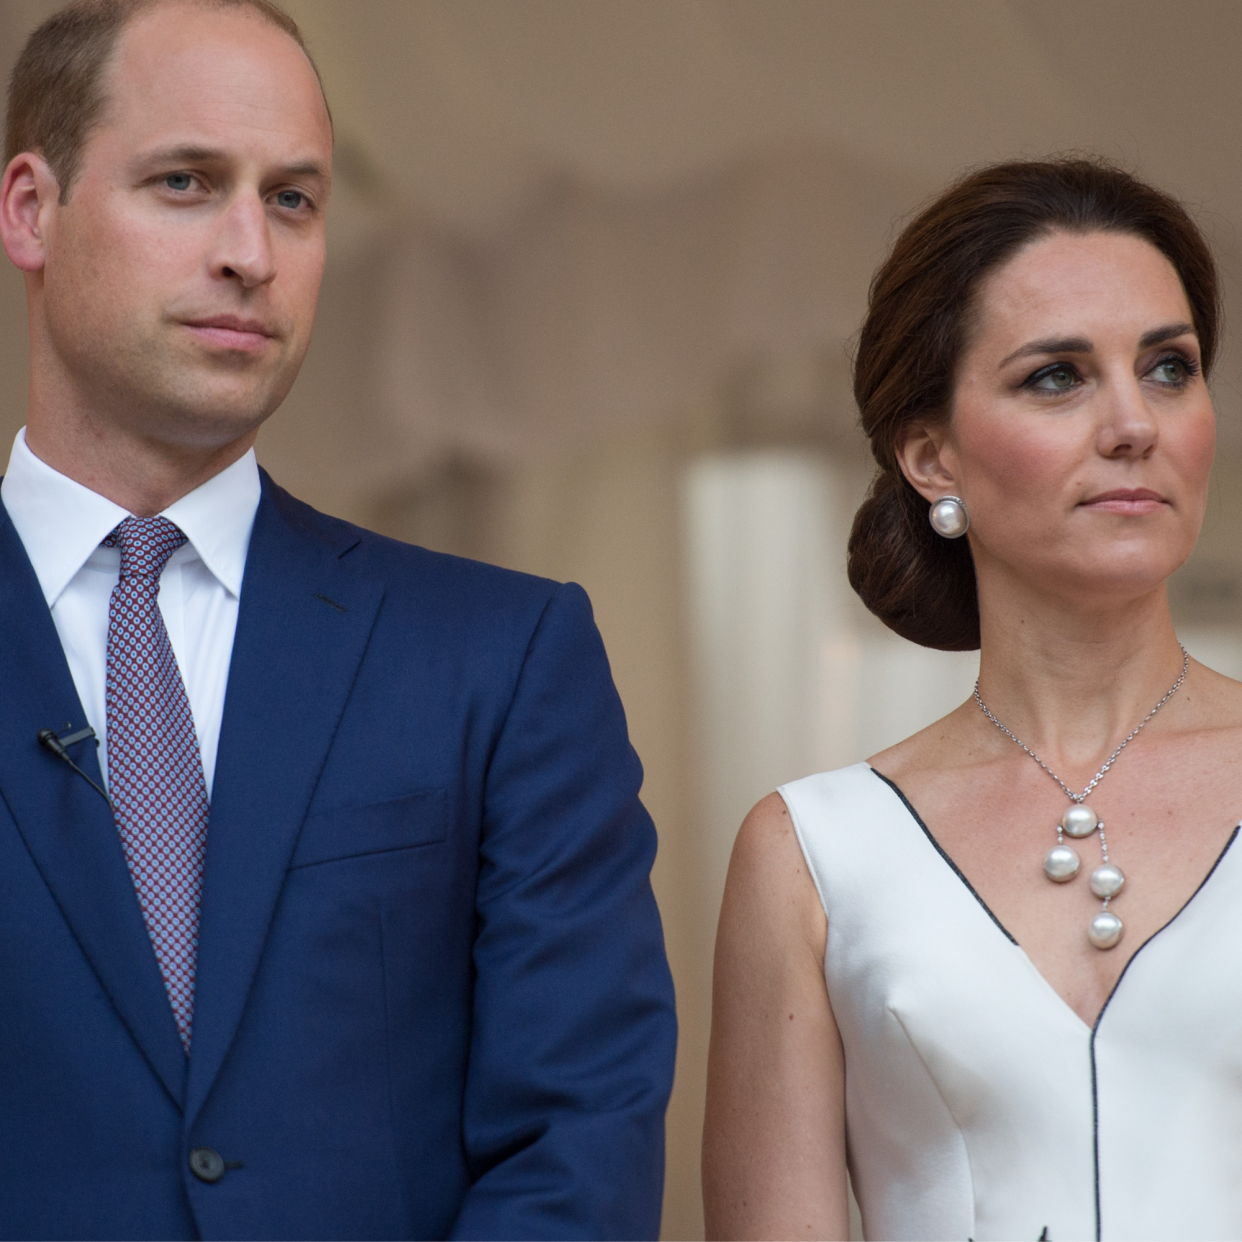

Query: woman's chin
left=1044, top=566, right=1181, bottom=610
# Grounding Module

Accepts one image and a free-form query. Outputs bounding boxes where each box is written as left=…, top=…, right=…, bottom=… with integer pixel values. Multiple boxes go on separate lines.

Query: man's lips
left=1080, top=488, right=1169, bottom=514
left=180, top=316, right=276, bottom=353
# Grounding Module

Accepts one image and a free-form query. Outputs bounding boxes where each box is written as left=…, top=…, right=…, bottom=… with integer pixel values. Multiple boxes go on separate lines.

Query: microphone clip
left=38, top=725, right=112, bottom=807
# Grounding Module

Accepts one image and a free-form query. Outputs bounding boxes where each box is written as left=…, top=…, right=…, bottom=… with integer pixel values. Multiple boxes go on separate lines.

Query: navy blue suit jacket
left=0, top=472, right=677, bottom=1241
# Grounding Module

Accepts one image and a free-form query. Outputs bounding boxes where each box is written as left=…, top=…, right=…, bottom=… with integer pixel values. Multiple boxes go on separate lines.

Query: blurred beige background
left=5, top=3, right=1242, bottom=1238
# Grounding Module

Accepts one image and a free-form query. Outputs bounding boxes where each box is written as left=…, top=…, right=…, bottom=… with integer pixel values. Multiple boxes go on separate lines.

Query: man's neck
left=23, top=415, right=258, bottom=517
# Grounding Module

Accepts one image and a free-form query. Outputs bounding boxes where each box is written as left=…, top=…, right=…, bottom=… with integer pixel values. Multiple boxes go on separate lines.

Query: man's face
left=36, top=1, right=333, bottom=450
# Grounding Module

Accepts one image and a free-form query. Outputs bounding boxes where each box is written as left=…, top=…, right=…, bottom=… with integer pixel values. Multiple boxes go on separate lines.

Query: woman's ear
left=897, top=421, right=958, bottom=503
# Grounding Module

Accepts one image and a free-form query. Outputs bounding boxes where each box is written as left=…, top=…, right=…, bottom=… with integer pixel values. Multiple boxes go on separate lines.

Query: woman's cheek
left=1163, top=400, right=1216, bottom=505
left=958, top=413, right=1083, bottom=509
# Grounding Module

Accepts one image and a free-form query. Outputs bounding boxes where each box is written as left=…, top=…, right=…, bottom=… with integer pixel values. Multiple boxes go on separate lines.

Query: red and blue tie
left=105, top=516, right=210, bottom=1052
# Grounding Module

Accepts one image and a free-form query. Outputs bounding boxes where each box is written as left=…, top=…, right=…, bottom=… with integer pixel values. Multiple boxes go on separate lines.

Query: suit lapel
left=0, top=501, right=188, bottom=1105
left=185, top=477, right=384, bottom=1125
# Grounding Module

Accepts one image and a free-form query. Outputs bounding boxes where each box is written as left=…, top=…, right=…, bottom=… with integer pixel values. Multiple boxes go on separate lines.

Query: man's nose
left=211, top=193, right=277, bottom=289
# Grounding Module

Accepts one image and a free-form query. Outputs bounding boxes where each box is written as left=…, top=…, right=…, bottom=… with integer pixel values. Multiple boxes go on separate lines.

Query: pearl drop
left=1089, top=863, right=1125, bottom=899
left=929, top=496, right=969, bottom=538
left=1043, top=844, right=1081, bottom=882
left=1060, top=804, right=1099, bottom=838
left=1088, top=910, right=1124, bottom=950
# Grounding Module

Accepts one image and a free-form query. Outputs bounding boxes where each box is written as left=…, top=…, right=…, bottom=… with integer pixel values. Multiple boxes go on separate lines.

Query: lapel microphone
left=37, top=726, right=113, bottom=807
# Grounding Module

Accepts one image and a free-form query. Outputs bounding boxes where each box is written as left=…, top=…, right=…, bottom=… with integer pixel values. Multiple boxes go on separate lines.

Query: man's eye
left=1030, top=364, right=1079, bottom=391
left=275, top=190, right=305, bottom=209
left=164, top=172, right=194, bottom=192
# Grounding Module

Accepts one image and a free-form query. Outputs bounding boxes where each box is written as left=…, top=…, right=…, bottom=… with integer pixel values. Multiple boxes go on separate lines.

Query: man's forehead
left=96, top=2, right=330, bottom=149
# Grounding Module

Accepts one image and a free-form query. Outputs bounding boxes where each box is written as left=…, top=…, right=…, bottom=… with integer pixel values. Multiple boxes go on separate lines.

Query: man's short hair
left=6, top=0, right=328, bottom=202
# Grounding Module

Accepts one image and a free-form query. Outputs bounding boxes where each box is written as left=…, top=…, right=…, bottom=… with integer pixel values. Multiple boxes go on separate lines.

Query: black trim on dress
left=1088, top=822, right=1239, bottom=1241
left=870, top=766, right=1242, bottom=1242
left=870, top=767, right=1020, bottom=945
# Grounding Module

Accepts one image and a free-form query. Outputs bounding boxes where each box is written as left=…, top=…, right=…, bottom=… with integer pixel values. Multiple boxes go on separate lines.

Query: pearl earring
left=929, top=495, right=969, bottom=539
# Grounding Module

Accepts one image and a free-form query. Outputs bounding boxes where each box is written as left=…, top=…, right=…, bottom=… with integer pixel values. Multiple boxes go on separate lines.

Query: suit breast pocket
left=289, top=790, right=449, bottom=869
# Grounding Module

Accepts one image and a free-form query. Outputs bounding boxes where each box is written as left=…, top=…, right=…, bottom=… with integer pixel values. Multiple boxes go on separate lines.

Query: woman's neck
left=974, top=574, right=1186, bottom=773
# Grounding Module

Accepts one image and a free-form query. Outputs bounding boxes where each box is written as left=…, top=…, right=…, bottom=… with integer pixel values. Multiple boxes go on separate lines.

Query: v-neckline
left=868, top=765, right=1242, bottom=1035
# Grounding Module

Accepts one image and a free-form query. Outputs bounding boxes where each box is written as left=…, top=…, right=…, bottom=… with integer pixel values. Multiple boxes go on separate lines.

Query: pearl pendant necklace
left=973, top=646, right=1189, bottom=951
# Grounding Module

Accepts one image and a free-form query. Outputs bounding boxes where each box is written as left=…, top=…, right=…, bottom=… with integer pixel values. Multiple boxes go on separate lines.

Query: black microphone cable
left=37, top=726, right=112, bottom=807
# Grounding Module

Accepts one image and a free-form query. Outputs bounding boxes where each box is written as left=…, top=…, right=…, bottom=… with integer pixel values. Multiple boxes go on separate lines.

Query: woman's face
left=914, top=229, right=1216, bottom=608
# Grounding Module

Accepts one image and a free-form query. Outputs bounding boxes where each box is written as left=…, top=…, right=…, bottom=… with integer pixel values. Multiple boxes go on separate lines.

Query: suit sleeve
left=449, top=582, right=677, bottom=1241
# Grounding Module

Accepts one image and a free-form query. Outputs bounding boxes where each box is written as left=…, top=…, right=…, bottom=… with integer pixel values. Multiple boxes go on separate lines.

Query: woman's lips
left=1080, top=488, right=1168, bottom=515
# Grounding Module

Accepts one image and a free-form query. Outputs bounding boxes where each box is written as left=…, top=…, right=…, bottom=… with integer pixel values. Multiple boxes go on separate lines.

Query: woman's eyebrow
left=998, top=321, right=1197, bottom=370
left=999, top=336, right=1092, bottom=368
left=1138, top=321, right=1196, bottom=349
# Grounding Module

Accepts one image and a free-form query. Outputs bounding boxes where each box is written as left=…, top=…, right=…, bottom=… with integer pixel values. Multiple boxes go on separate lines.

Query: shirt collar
left=1, top=427, right=261, bottom=608
left=160, top=446, right=260, bottom=598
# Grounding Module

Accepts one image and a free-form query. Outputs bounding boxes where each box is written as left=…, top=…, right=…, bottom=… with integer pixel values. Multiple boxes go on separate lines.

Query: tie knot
left=105, top=516, right=188, bottom=580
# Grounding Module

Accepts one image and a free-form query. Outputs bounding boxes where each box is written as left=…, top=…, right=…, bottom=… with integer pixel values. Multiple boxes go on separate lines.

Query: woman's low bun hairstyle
left=847, top=157, right=1221, bottom=651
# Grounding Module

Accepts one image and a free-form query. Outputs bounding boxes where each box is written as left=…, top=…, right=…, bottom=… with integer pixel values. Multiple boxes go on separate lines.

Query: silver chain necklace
left=973, top=645, right=1189, bottom=951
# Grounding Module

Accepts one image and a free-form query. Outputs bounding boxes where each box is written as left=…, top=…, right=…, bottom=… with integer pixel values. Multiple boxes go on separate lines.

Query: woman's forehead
left=971, top=231, right=1193, bottom=357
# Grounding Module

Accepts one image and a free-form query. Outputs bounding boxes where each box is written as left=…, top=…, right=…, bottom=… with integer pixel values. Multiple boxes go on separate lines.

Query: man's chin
left=121, top=383, right=284, bottom=452
left=151, top=358, right=293, bottom=421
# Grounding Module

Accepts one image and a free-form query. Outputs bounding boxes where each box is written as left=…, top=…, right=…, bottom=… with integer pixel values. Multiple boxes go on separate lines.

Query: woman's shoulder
left=771, top=698, right=983, bottom=834
left=742, top=767, right=881, bottom=867
left=1182, top=658, right=1242, bottom=728
left=866, top=697, right=981, bottom=784
left=778, top=761, right=879, bottom=803
left=776, top=761, right=920, bottom=850
left=741, top=766, right=894, bottom=868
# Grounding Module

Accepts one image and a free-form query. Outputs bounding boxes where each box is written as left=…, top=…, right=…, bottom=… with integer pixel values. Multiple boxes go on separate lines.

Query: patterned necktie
left=105, top=516, right=210, bottom=1052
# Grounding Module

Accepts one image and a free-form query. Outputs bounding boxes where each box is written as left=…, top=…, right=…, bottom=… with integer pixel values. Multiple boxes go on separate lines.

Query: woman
left=703, top=159, right=1242, bottom=1242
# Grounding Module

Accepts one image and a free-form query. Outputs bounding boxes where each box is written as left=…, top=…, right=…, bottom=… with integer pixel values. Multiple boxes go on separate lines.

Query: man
left=0, top=2, right=676, bottom=1238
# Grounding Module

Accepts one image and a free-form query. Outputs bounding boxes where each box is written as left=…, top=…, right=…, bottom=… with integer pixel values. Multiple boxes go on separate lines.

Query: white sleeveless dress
left=779, top=762, right=1242, bottom=1242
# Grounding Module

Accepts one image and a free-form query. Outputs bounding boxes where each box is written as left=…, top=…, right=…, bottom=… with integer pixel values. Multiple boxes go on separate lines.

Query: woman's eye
left=1030, top=364, right=1079, bottom=392
left=1151, top=357, right=1190, bottom=385
left=275, top=189, right=305, bottom=210
left=164, top=172, right=194, bottom=192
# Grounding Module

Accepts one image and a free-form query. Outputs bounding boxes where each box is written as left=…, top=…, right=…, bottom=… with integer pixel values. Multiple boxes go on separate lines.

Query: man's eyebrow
left=136, top=144, right=226, bottom=165
left=283, top=161, right=330, bottom=180
left=134, top=145, right=329, bottom=179
left=999, top=336, right=1092, bottom=368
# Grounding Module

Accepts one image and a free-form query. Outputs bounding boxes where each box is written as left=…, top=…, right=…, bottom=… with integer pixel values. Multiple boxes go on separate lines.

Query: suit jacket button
left=189, top=1147, right=226, bottom=1183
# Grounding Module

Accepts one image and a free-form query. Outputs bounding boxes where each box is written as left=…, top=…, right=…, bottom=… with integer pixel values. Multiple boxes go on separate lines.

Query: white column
left=682, top=449, right=847, bottom=907
left=683, top=448, right=982, bottom=914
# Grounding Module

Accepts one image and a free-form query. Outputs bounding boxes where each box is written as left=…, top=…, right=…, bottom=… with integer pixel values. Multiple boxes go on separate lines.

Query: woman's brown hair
left=847, top=158, right=1221, bottom=651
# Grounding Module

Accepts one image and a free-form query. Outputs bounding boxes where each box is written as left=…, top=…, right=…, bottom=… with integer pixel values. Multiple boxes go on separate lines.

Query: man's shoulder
left=263, top=475, right=572, bottom=624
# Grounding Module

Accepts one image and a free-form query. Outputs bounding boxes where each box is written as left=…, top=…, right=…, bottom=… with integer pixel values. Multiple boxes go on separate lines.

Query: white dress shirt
left=1, top=427, right=261, bottom=797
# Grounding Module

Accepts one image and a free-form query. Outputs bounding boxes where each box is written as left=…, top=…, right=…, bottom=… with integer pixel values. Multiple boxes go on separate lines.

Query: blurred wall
left=4, top=4, right=1242, bottom=1239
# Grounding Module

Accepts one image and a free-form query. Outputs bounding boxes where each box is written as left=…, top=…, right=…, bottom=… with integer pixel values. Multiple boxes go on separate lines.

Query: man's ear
left=897, top=420, right=960, bottom=503
left=0, top=152, right=59, bottom=273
